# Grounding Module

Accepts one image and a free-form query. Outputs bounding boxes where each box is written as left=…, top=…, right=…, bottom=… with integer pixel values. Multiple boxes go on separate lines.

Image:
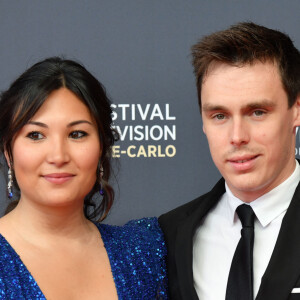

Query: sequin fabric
left=98, top=217, right=168, bottom=299
left=0, top=235, right=45, bottom=299
left=0, top=217, right=168, bottom=299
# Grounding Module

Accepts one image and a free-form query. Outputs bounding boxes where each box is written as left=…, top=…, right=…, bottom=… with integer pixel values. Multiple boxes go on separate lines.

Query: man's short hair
left=191, top=22, right=300, bottom=110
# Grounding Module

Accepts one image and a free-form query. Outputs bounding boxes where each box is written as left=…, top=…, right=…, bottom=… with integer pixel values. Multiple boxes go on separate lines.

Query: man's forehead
left=200, top=59, right=288, bottom=112
left=202, top=59, right=279, bottom=83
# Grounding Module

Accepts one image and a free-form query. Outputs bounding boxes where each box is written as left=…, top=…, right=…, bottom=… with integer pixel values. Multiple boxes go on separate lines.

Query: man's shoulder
left=158, top=178, right=225, bottom=228
left=159, top=192, right=210, bottom=223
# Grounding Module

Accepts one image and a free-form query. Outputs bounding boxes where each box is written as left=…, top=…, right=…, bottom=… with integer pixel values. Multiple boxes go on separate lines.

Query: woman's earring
left=99, top=166, right=104, bottom=196
left=7, top=168, right=13, bottom=199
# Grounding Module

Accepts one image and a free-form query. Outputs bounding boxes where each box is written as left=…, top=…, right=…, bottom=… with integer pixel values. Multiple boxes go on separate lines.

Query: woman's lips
left=227, top=155, right=259, bottom=171
left=42, top=173, right=75, bottom=184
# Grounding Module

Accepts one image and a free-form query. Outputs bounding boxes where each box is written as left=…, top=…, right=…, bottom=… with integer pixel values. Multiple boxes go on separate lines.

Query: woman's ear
left=4, top=150, right=11, bottom=168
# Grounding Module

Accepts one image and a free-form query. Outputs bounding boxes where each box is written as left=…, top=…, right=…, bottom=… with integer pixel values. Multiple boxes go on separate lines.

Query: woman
left=0, top=57, right=167, bottom=299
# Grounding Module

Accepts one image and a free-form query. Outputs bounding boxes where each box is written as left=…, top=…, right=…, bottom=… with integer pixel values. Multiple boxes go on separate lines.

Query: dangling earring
left=99, top=166, right=104, bottom=196
left=7, top=168, right=13, bottom=199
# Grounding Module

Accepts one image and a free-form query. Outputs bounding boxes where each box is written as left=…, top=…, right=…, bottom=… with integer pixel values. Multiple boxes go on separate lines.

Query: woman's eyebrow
left=67, top=120, right=93, bottom=127
left=27, top=121, right=48, bottom=128
left=26, top=120, right=93, bottom=128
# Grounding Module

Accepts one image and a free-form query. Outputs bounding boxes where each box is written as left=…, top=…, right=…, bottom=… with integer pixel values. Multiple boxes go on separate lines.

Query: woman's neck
left=4, top=198, right=96, bottom=246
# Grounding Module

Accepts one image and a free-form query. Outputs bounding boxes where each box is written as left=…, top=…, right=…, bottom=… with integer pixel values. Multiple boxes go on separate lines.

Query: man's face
left=201, top=61, right=300, bottom=202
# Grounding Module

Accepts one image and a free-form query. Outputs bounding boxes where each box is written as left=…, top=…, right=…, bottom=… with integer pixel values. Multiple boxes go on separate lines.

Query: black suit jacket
left=159, top=178, right=300, bottom=300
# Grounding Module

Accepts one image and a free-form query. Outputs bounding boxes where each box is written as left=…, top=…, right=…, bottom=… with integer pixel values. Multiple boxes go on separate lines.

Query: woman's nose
left=46, top=138, right=70, bottom=166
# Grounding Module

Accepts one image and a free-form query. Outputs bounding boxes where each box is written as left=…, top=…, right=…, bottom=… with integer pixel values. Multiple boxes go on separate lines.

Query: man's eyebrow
left=202, top=104, right=227, bottom=112
left=242, top=100, right=276, bottom=110
left=202, top=100, right=276, bottom=112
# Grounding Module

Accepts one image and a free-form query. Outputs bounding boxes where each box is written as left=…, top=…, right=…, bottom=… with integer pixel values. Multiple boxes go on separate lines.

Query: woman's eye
left=69, top=131, right=87, bottom=139
left=26, top=131, right=44, bottom=140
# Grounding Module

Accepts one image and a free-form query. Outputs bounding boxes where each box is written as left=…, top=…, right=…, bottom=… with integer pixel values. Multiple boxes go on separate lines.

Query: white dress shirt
left=193, top=160, right=300, bottom=300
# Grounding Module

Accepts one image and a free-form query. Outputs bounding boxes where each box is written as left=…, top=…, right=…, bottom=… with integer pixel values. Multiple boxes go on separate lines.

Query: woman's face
left=10, top=88, right=101, bottom=208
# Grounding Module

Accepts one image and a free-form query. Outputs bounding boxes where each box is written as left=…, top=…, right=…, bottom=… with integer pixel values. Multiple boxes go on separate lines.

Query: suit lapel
left=256, top=180, right=300, bottom=300
left=175, top=179, right=225, bottom=300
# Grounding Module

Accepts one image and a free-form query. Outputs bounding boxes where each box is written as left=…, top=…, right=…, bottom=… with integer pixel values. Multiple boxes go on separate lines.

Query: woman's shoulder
left=97, top=217, right=161, bottom=234
left=96, top=217, right=168, bottom=299
left=96, top=217, right=166, bottom=256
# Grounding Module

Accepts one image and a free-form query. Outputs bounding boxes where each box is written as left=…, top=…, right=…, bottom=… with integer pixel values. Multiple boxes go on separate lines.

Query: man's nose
left=230, top=118, right=250, bottom=147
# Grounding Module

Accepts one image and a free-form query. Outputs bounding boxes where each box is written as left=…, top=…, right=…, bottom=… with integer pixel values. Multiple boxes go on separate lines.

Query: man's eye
left=214, top=114, right=226, bottom=120
left=26, top=131, right=44, bottom=140
left=69, top=131, right=87, bottom=139
left=253, top=110, right=265, bottom=117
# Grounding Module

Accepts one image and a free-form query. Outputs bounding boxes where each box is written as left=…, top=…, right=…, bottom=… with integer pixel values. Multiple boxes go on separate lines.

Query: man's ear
left=293, top=95, right=300, bottom=129
left=202, top=119, right=207, bottom=135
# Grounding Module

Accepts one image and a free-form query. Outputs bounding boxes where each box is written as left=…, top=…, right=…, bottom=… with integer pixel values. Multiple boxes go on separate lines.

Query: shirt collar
left=225, top=160, right=300, bottom=227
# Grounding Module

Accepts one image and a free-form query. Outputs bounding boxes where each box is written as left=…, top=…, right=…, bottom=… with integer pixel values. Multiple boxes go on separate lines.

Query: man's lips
left=227, top=155, right=259, bottom=163
left=227, top=155, right=260, bottom=171
left=42, top=173, right=75, bottom=184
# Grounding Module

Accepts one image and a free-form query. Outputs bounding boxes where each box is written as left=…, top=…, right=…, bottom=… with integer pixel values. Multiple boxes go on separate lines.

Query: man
left=159, top=22, right=300, bottom=300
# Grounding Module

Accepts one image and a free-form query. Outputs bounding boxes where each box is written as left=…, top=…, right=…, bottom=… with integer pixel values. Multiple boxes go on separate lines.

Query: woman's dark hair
left=0, top=57, right=118, bottom=221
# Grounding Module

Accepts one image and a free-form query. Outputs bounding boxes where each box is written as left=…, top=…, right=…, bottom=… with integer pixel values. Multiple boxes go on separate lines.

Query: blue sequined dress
left=0, top=217, right=168, bottom=299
